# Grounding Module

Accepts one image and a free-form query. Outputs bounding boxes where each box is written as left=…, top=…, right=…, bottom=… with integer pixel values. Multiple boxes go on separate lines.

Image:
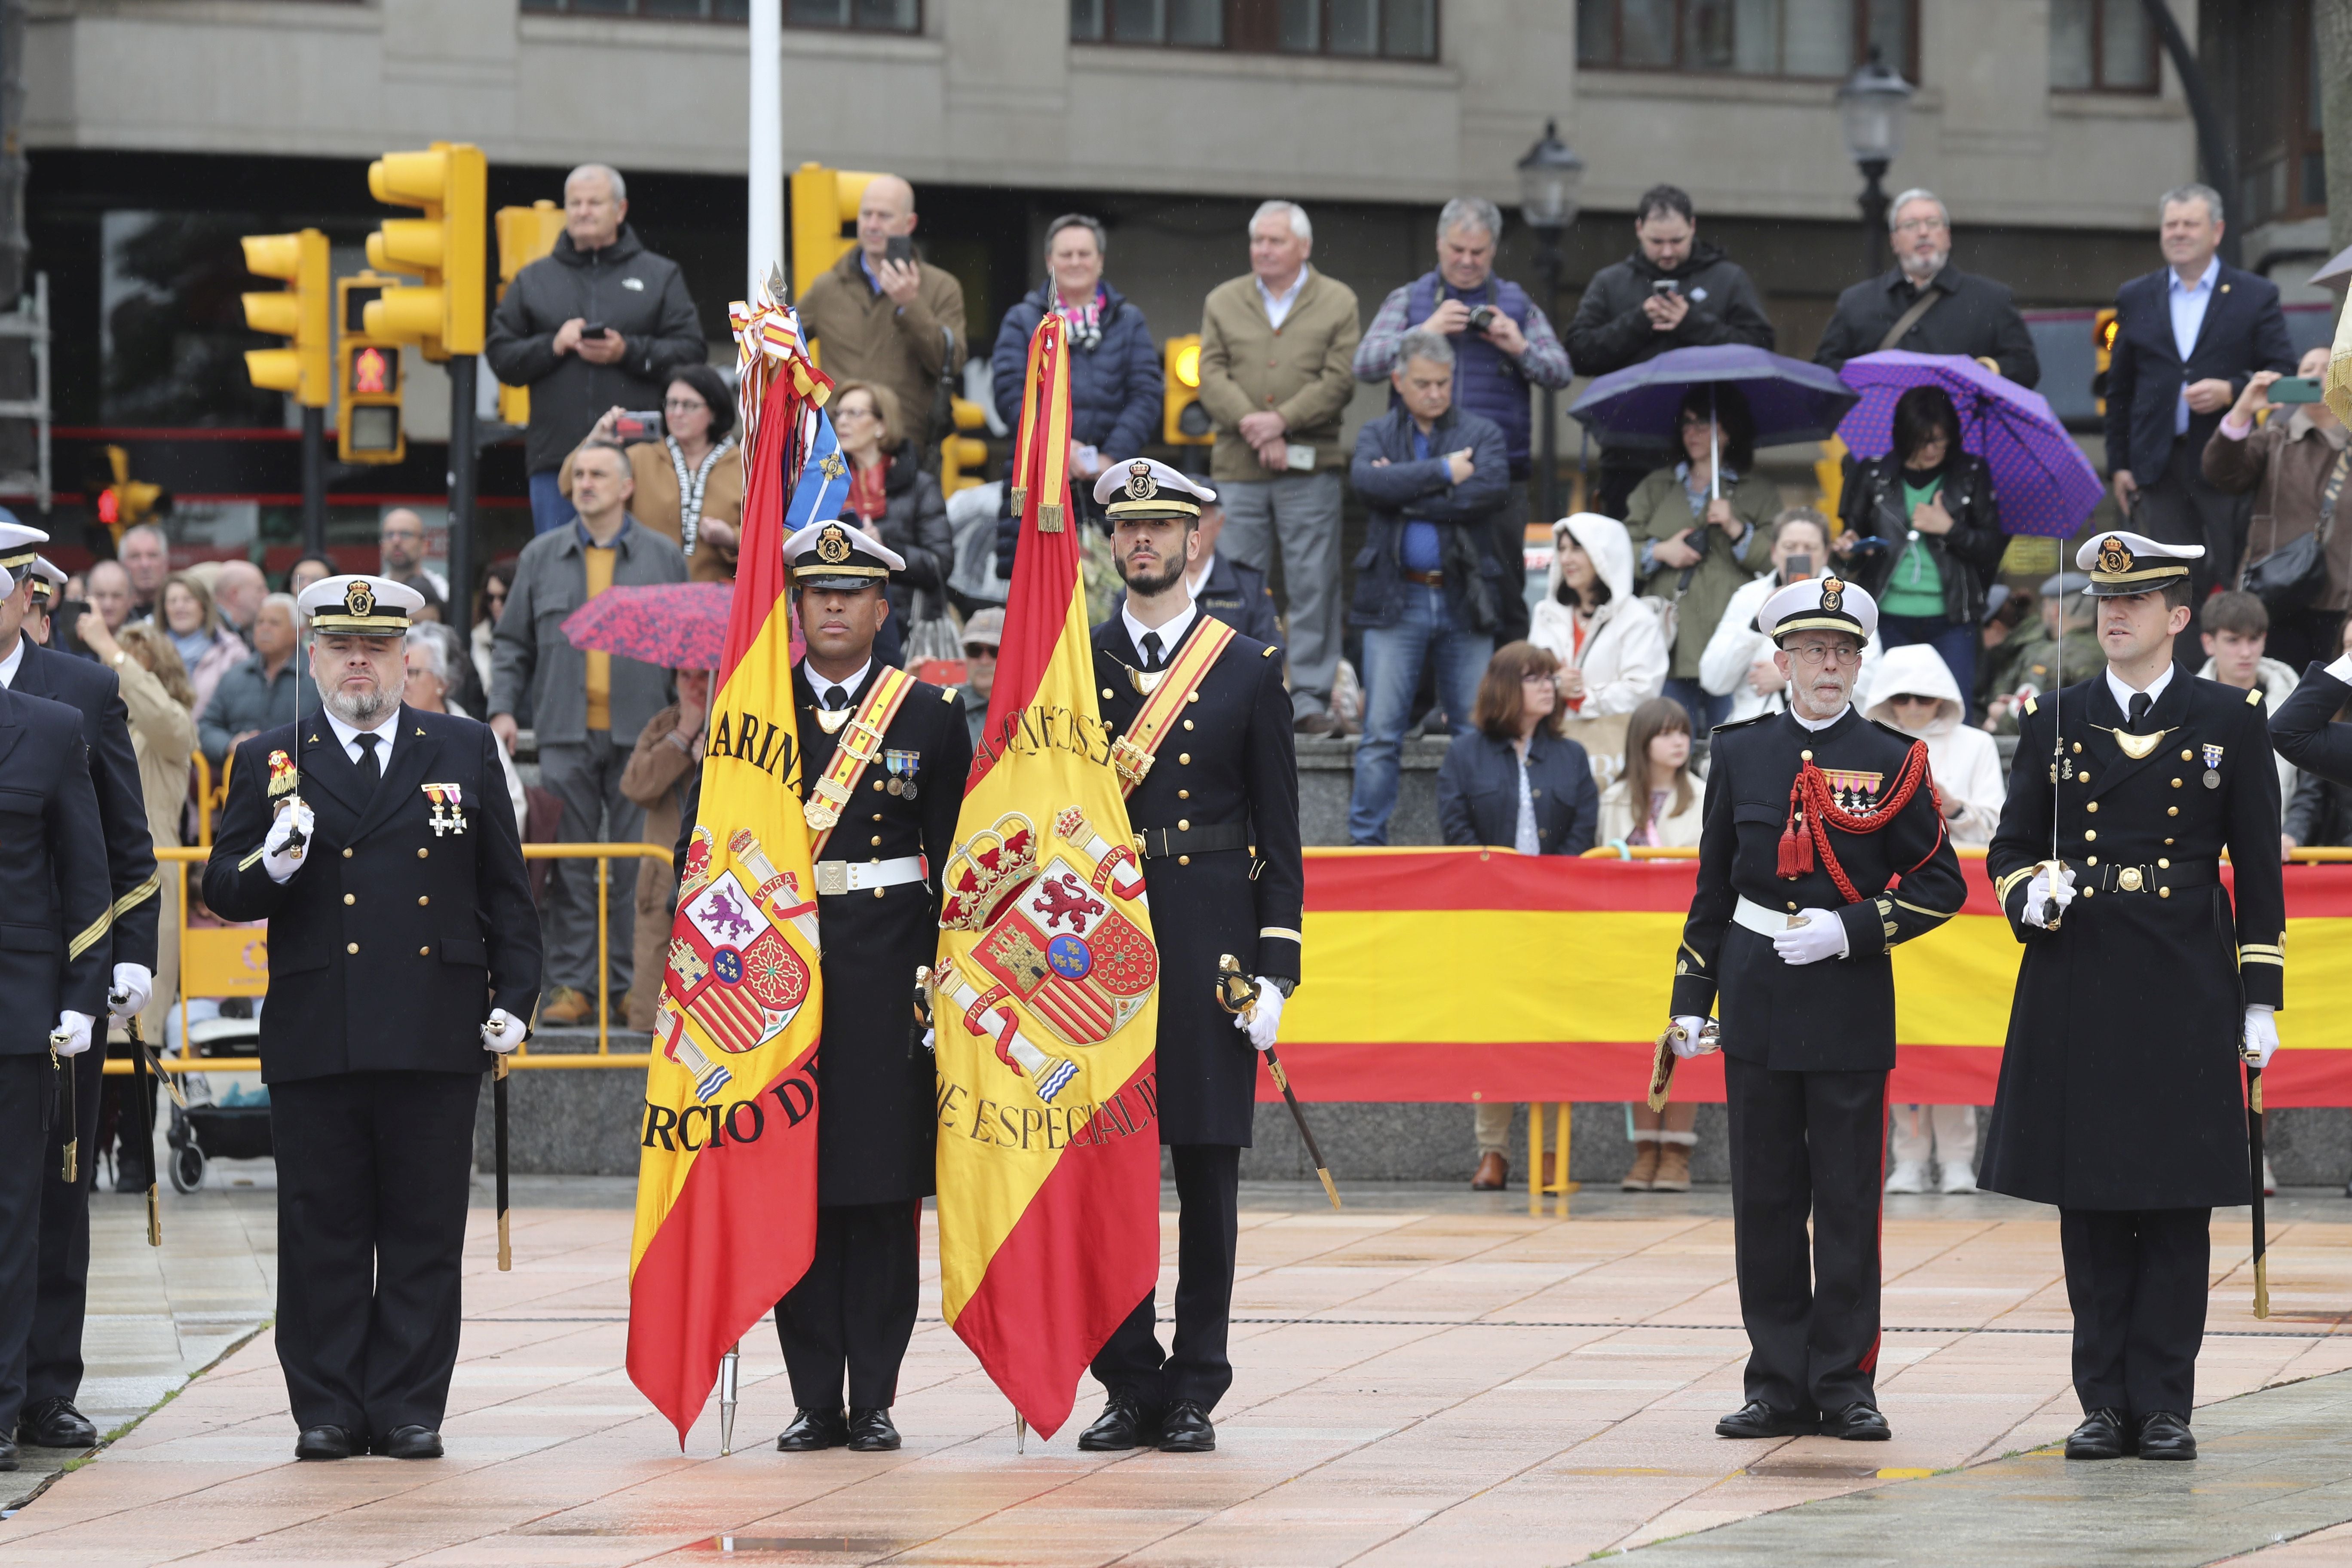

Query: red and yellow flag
left=627, top=285, right=833, bottom=1444
left=933, top=315, right=1163, bottom=1438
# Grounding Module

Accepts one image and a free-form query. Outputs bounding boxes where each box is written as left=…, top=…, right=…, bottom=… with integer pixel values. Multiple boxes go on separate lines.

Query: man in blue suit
left=2104, top=183, right=2295, bottom=664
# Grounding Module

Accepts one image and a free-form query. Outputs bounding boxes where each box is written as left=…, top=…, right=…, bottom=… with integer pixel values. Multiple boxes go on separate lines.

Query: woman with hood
left=1863, top=642, right=2003, bottom=1197
left=1702, top=509, right=1883, bottom=726
left=1530, top=513, right=1668, bottom=720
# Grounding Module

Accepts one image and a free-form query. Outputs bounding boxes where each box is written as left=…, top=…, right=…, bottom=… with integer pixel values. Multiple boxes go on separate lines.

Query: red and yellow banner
left=1274, top=849, right=2352, bottom=1108
left=627, top=287, right=833, bottom=1443
left=934, top=315, right=1162, bottom=1439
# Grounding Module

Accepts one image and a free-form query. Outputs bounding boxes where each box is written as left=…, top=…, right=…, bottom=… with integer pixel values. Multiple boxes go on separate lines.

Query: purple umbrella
left=1570, top=343, right=1860, bottom=449
left=561, top=582, right=734, bottom=670
left=1834, top=351, right=2102, bottom=538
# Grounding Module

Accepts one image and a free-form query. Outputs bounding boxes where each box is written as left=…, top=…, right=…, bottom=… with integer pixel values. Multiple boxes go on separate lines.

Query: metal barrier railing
left=108, top=842, right=668, bottom=1075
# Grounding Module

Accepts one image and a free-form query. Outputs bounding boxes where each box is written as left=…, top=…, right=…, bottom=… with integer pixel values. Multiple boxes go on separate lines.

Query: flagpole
left=719, top=1341, right=741, bottom=1455
left=747, top=0, right=781, bottom=297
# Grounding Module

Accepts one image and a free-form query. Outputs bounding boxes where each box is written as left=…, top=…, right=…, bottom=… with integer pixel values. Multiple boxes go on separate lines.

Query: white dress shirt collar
left=807, top=659, right=872, bottom=710
left=1123, top=594, right=1199, bottom=668
left=1256, top=266, right=1310, bottom=329
left=2168, top=255, right=2220, bottom=298
left=0, top=633, right=24, bottom=689
left=326, top=704, right=401, bottom=769
left=2107, top=661, right=2174, bottom=717
left=1789, top=703, right=1849, bottom=733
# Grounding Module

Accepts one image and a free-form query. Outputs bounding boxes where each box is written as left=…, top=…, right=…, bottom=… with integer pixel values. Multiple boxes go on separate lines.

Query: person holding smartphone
left=793, top=173, right=967, bottom=461
left=2203, top=346, right=2350, bottom=669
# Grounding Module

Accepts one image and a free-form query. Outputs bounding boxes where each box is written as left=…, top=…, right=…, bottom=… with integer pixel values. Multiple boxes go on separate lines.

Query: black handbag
left=2244, top=447, right=2351, bottom=615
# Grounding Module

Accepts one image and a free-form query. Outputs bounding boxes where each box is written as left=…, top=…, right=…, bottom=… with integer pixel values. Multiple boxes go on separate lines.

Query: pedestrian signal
left=337, top=273, right=407, bottom=465
left=1163, top=334, right=1211, bottom=446
left=90, top=445, right=168, bottom=539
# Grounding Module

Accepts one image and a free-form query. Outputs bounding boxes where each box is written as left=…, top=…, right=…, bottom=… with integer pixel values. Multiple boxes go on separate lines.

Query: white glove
left=1772, top=909, right=1851, bottom=966
left=2019, top=862, right=2078, bottom=929
left=1232, top=979, right=1284, bottom=1052
left=481, top=1008, right=527, bottom=1054
left=262, top=799, right=316, bottom=884
left=51, top=1011, right=93, bottom=1058
left=1669, top=1015, right=1719, bottom=1059
left=2243, top=1004, right=2279, bottom=1069
left=108, top=962, right=153, bottom=1023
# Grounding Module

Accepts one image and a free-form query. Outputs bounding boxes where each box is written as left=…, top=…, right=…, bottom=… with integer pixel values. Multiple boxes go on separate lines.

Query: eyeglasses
left=963, top=643, right=998, bottom=659
left=1894, top=217, right=1948, bottom=234
left=1785, top=644, right=1864, bottom=667
left=1889, top=693, right=1939, bottom=706
left=1521, top=671, right=1557, bottom=685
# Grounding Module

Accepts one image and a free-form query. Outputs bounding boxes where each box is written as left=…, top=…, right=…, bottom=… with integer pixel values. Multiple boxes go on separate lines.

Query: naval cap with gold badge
left=24, top=555, right=65, bottom=607
left=297, top=573, right=423, bottom=636
left=1093, top=457, right=1216, bottom=522
left=1756, top=573, right=1878, bottom=644
left=0, top=515, right=48, bottom=579
left=2075, top=529, right=2202, bottom=597
left=785, top=517, right=906, bottom=592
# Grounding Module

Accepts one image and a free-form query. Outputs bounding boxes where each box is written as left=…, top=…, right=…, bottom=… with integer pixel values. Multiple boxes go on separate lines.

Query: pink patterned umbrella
left=561, top=582, right=736, bottom=671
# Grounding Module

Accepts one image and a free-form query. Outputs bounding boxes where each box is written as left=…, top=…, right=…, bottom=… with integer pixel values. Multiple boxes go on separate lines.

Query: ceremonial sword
left=1216, top=954, right=1338, bottom=1209
left=128, top=1015, right=161, bottom=1245
left=2249, top=1062, right=2270, bottom=1319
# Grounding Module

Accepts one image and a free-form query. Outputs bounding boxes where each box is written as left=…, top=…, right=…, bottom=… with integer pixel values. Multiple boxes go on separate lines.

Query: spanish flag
left=933, top=315, right=1163, bottom=1439
left=626, top=286, right=843, bottom=1444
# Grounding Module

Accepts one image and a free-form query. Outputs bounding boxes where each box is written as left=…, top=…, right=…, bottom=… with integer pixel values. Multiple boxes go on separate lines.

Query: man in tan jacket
left=1198, top=201, right=1362, bottom=733
left=796, top=174, right=966, bottom=459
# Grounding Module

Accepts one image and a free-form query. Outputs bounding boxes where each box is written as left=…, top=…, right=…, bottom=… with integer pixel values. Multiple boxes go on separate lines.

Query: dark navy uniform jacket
left=1671, top=705, right=1965, bottom=1072
left=14, top=634, right=158, bottom=976
left=0, top=684, right=110, bottom=1052
left=202, top=706, right=541, bottom=1084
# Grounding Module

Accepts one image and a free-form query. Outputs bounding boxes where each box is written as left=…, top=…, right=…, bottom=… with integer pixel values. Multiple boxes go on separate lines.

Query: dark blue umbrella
left=1570, top=344, right=1860, bottom=449
left=1834, top=351, right=2103, bottom=538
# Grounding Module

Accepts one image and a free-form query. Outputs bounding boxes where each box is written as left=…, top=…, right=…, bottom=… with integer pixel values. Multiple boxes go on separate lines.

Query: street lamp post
left=1518, top=119, right=1583, bottom=523
left=1838, top=49, right=1914, bottom=279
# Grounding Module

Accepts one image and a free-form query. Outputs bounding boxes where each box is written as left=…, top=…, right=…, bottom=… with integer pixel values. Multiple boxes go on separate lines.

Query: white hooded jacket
left=1861, top=643, right=2004, bottom=847
left=1529, top=514, right=1669, bottom=716
left=1701, top=570, right=1884, bottom=726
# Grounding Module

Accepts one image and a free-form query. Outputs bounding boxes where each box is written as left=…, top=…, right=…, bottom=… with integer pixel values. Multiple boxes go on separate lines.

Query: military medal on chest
left=423, top=781, right=467, bottom=836
left=884, top=748, right=920, bottom=799
left=2203, top=743, right=2223, bottom=789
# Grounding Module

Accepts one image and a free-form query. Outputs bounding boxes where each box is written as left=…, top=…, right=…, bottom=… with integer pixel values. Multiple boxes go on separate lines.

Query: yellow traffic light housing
left=336, top=274, right=407, bottom=465
left=493, top=200, right=567, bottom=426
left=940, top=395, right=988, bottom=497
left=2092, top=308, right=2119, bottom=413
left=241, top=228, right=332, bottom=409
left=364, top=141, right=489, bottom=360
left=1163, top=334, right=1211, bottom=446
left=92, top=445, right=167, bottom=542
left=789, top=163, right=880, bottom=300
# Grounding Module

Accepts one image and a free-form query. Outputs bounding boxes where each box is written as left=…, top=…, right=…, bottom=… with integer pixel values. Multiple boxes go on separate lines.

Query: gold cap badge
left=1819, top=576, right=1843, bottom=613
left=343, top=581, right=375, bottom=619
left=816, top=524, right=852, bottom=564
left=1125, top=459, right=1157, bottom=502
left=2097, top=535, right=2134, bottom=576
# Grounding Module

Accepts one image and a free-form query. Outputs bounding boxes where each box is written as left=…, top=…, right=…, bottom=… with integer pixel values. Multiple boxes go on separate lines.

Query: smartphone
left=612, top=410, right=665, bottom=442
left=580, top=321, right=610, bottom=340
left=2269, top=376, right=2326, bottom=404
left=1652, top=279, right=1681, bottom=295
left=883, top=235, right=916, bottom=266
left=54, top=599, right=93, bottom=658
left=1784, top=552, right=1813, bottom=581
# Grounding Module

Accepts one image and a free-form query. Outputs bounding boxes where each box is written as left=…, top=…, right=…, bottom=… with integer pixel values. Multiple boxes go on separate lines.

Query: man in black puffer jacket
left=1566, top=184, right=1776, bottom=519
left=485, top=164, right=706, bottom=537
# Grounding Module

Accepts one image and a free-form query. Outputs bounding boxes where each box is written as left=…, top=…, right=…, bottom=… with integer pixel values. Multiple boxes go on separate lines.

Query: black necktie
left=355, top=731, right=382, bottom=794
left=1140, top=631, right=1166, bottom=672
left=822, top=685, right=850, bottom=711
left=2128, top=692, right=2152, bottom=730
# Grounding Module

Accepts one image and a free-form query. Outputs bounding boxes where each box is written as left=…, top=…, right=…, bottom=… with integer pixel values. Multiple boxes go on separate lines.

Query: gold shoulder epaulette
left=942, top=687, right=957, bottom=704
left=2248, top=686, right=2265, bottom=706
left=1261, top=645, right=1276, bottom=657
left=2024, top=696, right=2039, bottom=715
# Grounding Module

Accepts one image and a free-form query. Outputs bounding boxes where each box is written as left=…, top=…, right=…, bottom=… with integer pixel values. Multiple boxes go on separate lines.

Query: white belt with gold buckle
left=1733, top=895, right=1803, bottom=937
left=814, top=856, right=923, bottom=897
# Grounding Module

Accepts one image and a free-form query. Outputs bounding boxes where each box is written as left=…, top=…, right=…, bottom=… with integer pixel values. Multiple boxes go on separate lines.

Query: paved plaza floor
left=7, top=1177, right=2352, bottom=1565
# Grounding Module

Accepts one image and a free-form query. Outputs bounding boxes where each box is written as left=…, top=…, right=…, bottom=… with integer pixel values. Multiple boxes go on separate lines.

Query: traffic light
left=493, top=200, right=566, bottom=426
left=336, top=274, right=406, bottom=465
left=1163, top=334, right=1211, bottom=446
left=2092, top=308, right=2119, bottom=412
left=364, top=141, right=488, bottom=359
left=940, top=395, right=988, bottom=497
left=241, top=228, right=331, bottom=408
left=789, top=162, right=880, bottom=300
left=90, top=445, right=167, bottom=542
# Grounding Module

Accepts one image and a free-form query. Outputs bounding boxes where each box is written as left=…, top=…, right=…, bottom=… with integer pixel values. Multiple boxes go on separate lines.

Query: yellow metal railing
left=111, top=842, right=669, bottom=1075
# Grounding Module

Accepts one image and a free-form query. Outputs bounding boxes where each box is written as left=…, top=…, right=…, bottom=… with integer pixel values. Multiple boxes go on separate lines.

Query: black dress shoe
left=377, top=1425, right=443, bottom=1460
left=844, top=1408, right=900, bottom=1452
left=1076, top=1395, right=1155, bottom=1452
left=1158, top=1400, right=1216, bottom=1452
left=1715, top=1400, right=1817, bottom=1439
left=0, top=1434, right=18, bottom=1472
left=18, top=1396, right=98, bottom=1449
left=2064, top=1408, right=2132, bottom=1460
left=294, top=1424, right=357, bottom=1461
left=775, top=1408, right=848, bottom=1452
left=2138, top=1410, right=2197, bottom=1460
left=1821, top=1402, right=1891, bottom=1441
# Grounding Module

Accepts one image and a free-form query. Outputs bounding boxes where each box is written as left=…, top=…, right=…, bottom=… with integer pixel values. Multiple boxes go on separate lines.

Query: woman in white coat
left=1529, top=513, right=1667, bottom=718
left=1862, top=641, right=2005, bottom=1196
left=1700, top=509, right=1883, bottom=726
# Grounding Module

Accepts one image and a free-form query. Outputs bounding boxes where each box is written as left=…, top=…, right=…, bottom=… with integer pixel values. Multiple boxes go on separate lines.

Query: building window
left=2239, top=0, right=2326, bottom=226
left=520, top=0, right=921, bottom=29
left=1574, top=0, right=1913, bottom=80
left=2048, top=0, right=2156, bottom=92
left=1070, top=0, right=1438, bottom=59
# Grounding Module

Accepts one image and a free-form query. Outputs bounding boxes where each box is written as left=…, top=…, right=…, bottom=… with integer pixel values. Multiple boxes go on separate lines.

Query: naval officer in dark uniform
left=0, top=521, right=162, bottom=1455
left=1982, top=531, right=2285, bottom=1463
left=0, top=559, right=113, bottom=1474
left=1667, top=573, right=1966, bottom=1443
left=203, top=575, right=540, bottom=1462
left=1074, top=458, right=1304, bottom=1456
left=735, top=520, right=971, bottom=1455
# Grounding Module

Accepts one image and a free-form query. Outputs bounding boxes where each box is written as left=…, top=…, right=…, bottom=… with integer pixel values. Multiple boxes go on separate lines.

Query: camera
left=612, top=410, right=665, bottom=442
left=1467, top=303, right=1499, bottom=333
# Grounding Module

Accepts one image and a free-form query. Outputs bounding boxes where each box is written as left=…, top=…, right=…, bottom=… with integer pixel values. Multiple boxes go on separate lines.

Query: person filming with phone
left=2204, top=347, right=2349, bottom=669
left=793, top=173, right=967, bottom=461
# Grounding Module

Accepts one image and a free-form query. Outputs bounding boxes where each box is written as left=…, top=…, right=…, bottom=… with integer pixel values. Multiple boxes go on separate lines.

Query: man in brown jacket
left=2205, top=346, right=2352, bottom=669
left=796, top=175, right=966, bottom=459
left=1198, top=200, right=1362, bottom=733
